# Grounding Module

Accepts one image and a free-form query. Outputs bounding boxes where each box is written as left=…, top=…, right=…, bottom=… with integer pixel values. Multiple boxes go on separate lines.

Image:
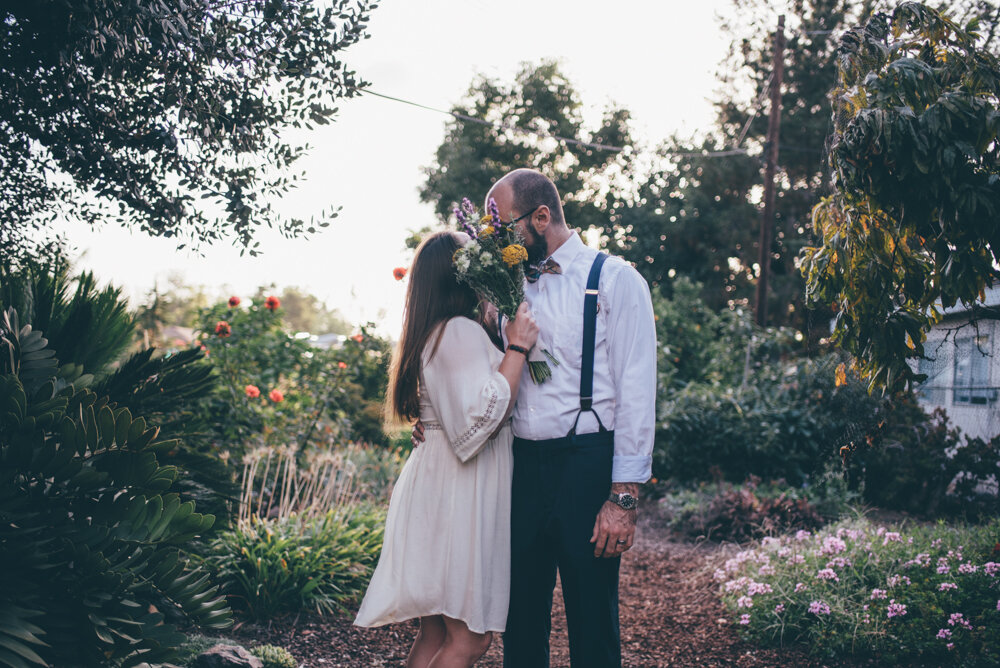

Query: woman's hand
left=504, top=302, right=539, bottom=350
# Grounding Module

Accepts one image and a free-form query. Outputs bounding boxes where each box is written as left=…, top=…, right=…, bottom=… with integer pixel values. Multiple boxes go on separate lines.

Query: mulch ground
left=221, top=507, right=854, bottom=667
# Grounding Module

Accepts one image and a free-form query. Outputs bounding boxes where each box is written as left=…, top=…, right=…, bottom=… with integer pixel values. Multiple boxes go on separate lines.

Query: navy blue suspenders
left=568, top=252, right=609, bottom=437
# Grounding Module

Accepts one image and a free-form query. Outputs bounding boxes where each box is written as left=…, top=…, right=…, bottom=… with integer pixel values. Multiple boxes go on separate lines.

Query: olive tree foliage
left=419, top=60, right=639, bottom=234
left=800, top=2, right=1000, bottom=393
left=0, top=0, right=377, bottom=263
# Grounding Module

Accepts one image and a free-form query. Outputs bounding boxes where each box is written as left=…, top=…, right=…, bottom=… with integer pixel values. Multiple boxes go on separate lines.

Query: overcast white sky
left=53, top=0, right=776, bottom=335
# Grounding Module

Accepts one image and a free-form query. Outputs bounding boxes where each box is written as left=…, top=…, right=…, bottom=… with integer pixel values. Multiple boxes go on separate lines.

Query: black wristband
left=507, top=344, right=529, bottom=356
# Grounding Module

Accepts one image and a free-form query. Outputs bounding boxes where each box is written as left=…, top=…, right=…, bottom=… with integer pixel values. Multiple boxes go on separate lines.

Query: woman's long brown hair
left=385, top=231, right=478, bottom=425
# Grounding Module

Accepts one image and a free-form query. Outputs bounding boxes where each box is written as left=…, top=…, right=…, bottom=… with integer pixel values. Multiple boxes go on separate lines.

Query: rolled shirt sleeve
left=604, top=264, right=657, bottom=483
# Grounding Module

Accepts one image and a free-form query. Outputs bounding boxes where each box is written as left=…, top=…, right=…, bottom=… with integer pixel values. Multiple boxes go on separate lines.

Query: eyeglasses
left=509, top=207, right=539, bottom=224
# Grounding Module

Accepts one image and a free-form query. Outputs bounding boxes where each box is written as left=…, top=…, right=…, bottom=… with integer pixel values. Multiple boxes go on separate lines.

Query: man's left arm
left=590, top=265, right=657, bottom=558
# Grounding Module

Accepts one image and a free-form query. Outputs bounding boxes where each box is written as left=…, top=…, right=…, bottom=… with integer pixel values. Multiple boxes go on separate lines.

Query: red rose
left=228, top=296, right=241, bottom=308
left=215, top=320, right=231, bottom=337
left=245, top=384, right=261, bottom=398
left=265, top=296, right=281, bottom=311
left=338, top=361, right=348, bottom=369
left=393, top=267, right=407, bottom=281
left=269, top=389, right=284, bottom=403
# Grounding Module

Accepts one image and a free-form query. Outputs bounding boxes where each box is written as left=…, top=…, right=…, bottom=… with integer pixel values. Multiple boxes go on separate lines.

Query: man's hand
left=590, top=483, right=639, bottom=558
left=410, top=419, right=425, bottom=448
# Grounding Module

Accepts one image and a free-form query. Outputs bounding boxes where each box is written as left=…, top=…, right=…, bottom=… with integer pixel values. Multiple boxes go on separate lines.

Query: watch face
left=617, top=493, right=637, bottom=510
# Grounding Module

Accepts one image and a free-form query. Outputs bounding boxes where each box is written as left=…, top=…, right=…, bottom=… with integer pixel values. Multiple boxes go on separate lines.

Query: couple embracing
left=354, top=169, right=657, bottom=668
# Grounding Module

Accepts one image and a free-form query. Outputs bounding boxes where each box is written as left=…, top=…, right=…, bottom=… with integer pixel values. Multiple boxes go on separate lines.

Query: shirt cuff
left=612, top=455, right=652, bottom=484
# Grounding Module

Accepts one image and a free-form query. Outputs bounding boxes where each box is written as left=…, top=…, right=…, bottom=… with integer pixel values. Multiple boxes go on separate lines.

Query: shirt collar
left=547, top=231, right=586, bottom=268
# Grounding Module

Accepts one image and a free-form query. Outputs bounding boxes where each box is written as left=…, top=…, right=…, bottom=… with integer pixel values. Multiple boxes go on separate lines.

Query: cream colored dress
left=354, top=316, right=513, bottom=634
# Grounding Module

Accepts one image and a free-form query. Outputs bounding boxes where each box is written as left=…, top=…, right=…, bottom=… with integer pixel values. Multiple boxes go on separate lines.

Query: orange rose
left=338, top=361, right=348, bottom=369
left=265, top=296, right=281, bottom=311
left=215, top=321, right=231, bottom=337
left=393, top=267, right=407, bottom=281
left=245, top=384, right=261, bottom=398
left=269, top=389, right=284, bottom=403
left=351, top=334, right=364, bottom=343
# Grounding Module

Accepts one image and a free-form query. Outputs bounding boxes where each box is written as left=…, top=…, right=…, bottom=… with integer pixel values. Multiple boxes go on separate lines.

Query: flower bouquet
left=452, top=197, right=558, bottom=384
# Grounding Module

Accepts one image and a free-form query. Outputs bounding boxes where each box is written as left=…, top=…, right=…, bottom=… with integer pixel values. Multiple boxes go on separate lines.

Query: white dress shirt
left=505, top=232, right=657, bottom=483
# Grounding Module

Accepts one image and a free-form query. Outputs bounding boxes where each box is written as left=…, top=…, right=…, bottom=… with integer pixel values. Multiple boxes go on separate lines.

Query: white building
left=912, top=286, right=1000, bottom=441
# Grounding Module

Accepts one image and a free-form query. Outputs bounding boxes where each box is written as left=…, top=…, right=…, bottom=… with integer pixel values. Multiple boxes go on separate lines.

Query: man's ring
left=616, top=539, right=627, bottom=545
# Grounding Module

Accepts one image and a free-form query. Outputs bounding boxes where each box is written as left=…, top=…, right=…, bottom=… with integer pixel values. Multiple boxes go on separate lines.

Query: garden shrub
left=251, top=644, right=297, bottom=668
left=0, top=308, right=231, bottom=667
left=846, top=397, right=1000, bottom=520
left=195, top=297, right=393, bottom=466
left=660, top=477, right=826, bottom=542
left=207, top=505, right=385, bottom=619
left=655, top=354, right=882, bottom=486
left=716, top=517, right=1000, bottom=666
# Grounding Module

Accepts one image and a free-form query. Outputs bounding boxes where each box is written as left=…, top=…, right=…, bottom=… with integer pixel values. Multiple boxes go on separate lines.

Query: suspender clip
left=580, top=396, right=593, bottom=411
left=585, top=288, right=599, bottom=296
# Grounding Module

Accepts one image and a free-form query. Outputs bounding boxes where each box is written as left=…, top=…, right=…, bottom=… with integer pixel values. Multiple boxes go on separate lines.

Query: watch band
left=507, top=344, right=529, bottom=356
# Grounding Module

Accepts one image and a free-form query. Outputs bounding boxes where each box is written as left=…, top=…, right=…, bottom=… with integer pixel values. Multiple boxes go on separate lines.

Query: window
left=916, top=354, right=947, bottom=404
left=953, top=335, right=996, bottom=405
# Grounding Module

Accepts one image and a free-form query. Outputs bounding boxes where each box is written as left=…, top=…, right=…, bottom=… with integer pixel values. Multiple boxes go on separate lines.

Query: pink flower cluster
left=870, top=589, right=888, bottom=600
left=820, top=536, right=847, bottom=555
left=947, top=612, right=972, bottom=630
left=938, top=582, right=958, bottom=592
left=808, top=600, right=831, bottom=616
left=886, top=600, right=907, bottom=619
left=816, top=568, right=839, bottom=582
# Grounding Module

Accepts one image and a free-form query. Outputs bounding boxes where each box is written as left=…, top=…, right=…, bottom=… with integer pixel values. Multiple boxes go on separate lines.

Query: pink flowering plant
left=715, top=517, right=1000, bottom=664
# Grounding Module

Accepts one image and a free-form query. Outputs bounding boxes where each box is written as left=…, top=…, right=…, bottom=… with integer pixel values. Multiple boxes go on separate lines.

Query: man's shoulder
left=598, top=252, right=646, bottom=285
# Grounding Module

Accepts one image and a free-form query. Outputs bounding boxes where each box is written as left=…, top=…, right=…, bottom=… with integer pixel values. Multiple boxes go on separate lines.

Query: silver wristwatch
left=607, top=492, right=637, bottom=510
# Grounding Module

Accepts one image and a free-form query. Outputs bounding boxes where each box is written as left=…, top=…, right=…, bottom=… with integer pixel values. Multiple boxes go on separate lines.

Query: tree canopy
left=419, top=60, right=639, bottom=235
left=800, top=1, right=1000, bottom=392
left=1, top=0, right=377, bottom=263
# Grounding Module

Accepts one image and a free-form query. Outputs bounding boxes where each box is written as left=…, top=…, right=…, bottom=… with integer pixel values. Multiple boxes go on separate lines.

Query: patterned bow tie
left=525, top=257, right=562, bottom=283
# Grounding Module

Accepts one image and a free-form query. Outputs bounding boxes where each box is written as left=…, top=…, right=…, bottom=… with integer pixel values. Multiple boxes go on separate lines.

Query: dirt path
left=225, top=511, right=840, bottom=667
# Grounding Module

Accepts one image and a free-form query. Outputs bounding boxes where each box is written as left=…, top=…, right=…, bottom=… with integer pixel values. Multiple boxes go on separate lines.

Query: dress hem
left=353, top=608, right=507, bottom=635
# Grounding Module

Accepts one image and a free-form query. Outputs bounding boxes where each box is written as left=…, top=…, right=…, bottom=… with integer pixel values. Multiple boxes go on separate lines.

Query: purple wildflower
left=808, top=600, right=831, bottom=616
left=886, top=600, right=907, bottom=618
left=937, top=628, right=952, bottom=640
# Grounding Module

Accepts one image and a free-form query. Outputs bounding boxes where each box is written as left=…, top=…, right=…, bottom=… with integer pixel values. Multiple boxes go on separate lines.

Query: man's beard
left=523, top=224, right=548, bottom=266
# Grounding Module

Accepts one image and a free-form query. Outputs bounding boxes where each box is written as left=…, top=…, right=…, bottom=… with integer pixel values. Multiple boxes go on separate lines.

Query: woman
left=354, top=231, right=539, bottom=668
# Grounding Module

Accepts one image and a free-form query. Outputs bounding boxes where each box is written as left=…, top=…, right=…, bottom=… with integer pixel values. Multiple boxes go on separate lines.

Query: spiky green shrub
left=250, top=644, right=296, bottom=668
left=208, top=505, right=385, bottom=619
left=2, top=258, right=239, bottom=533
left=0, top=308, right=232, bottom=667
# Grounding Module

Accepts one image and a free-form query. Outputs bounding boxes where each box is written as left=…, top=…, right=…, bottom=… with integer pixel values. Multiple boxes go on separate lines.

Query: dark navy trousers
left=503, top=431, right=621, bottom=668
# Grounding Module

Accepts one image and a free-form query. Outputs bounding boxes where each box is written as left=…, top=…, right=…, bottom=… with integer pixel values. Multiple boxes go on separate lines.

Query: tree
left=610, top=1, right=879, bottom=331
left=420, top=60, right=639, bottom=233
left=800, top=2, right=1000, bottom=392
left=1, top=0, right=378, bottom=263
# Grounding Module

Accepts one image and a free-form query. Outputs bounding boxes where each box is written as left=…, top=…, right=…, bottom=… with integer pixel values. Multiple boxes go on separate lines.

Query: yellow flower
left=480, top=215, right=493, bottom=224
left=501, top=244, right=529, bottom=267
left=835, top=362, right=847, bottom=387
left=481, top=225, right=495, bottom=236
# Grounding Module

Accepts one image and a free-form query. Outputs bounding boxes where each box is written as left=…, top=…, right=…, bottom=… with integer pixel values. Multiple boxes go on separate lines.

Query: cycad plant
left=0, top=306, right=233, bottom=666
left=2, top=257, right=239, bottom=530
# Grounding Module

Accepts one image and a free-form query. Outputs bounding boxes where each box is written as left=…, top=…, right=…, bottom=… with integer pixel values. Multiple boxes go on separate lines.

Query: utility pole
left=755, top=14, right=786, bottom=328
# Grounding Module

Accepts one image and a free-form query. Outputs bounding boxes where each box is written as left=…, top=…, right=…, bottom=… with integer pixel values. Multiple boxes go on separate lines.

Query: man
left=416, top=168, right=656, bottom=667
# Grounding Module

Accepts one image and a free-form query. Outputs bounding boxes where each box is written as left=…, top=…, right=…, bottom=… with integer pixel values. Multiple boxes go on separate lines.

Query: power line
left=355, top=87, right=752, bottom=160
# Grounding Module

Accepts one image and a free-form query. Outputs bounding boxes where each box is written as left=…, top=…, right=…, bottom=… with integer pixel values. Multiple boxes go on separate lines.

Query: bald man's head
left=490, top=169, right=566, bottom=227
